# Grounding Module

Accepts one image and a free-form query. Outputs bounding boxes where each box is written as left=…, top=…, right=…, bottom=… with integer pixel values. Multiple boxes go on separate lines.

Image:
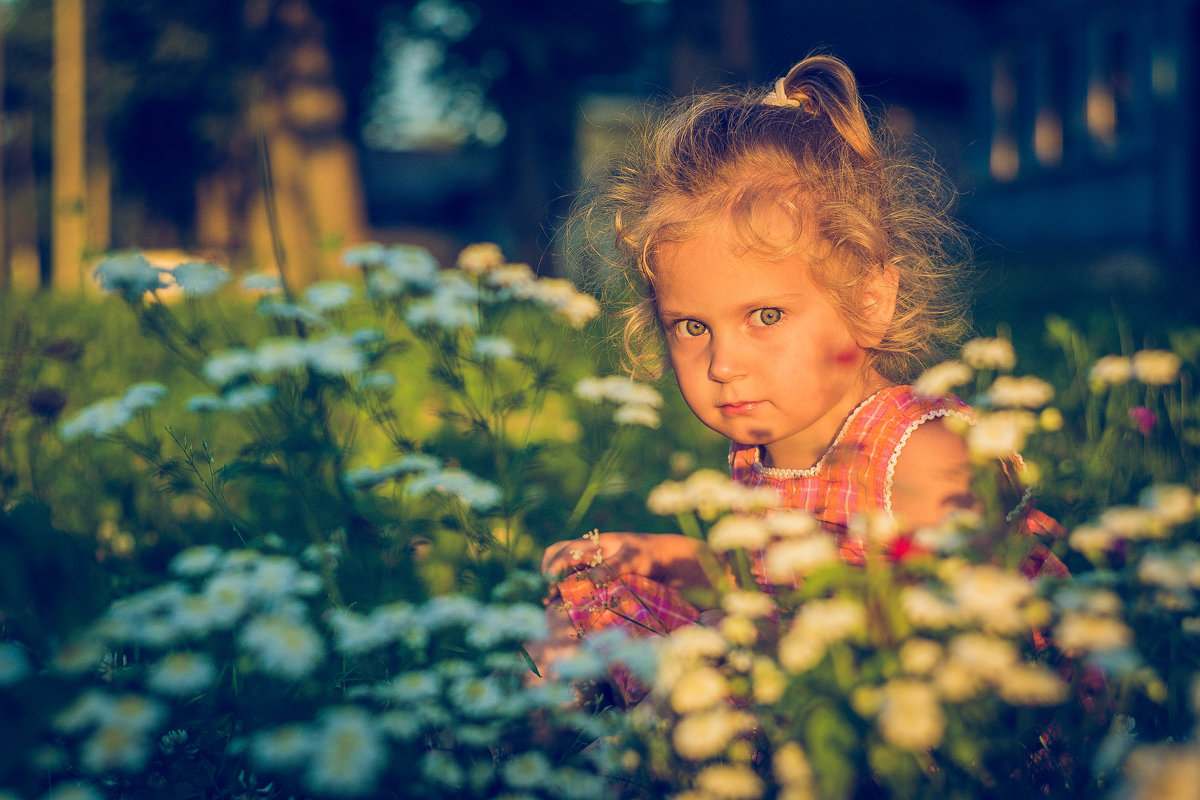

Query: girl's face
left=655, top=223, right=892, bottom=470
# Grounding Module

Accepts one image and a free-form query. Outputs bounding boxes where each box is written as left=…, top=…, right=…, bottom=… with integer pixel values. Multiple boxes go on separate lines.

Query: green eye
left=754, top=308, right=782, bottom=326
left=677, top=319, right=707, bottom=337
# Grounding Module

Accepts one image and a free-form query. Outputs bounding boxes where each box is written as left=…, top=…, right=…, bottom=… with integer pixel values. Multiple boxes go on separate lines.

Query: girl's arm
left=889, top=417, right=977, bottom=530
left=541, top=532, right=724, bottom=593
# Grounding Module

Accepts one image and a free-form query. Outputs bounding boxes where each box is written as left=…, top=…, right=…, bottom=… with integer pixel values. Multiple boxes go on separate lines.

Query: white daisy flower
left=559, top=293, right=601, bottom=327
left=240, top=271, right=282, bottom=293
left=308, top=334, right=366, bottom=376
left=172, top=261, right=230, bottom=296
left=966, top=410, right=1036, bottom=461
left=792, top=598, right=865, bottom=644
left=121, top=382, right=168, bottom=412
left=405, top=296, right=477, bottom=330
left=378, top=710, right=422, bottom=741
left=421, top=749, right=465, bottom=788
left=997, top=665, right=1068, bottom=706
left=877, top=679, right=945, bottom=751
left=304, top=281, right=355, bottom=310
left=341, top=242, right=388, bottom=268
left=1141, top=485, right=1197, bottom=527
left=406, top=468, right=501, bottom=509
left=256, top=299, right=326, bottom=326
left=50, top=637, right=107, bottom=675
left=328, top=609, right=390, bottom=654
left=1132, top=349, right=1182, bottom=384
left=186, top=394, right=224, bottom=413
left=486, top=263, right=536, bottom=290
left=380, top=671, right=440, bottom=704
left=423, top=595, right=481, bottom=629
left=222, top=384, right=275, bottom=410
left=60, top=399, right=133, bottom=441
left=382, top=245, right=439, bottom=288
left=669, top=665, right=728, bottom=714
left=947, top=632, right=1019, bottom=682
left=708, top=515, right=770, bottom=551
left=239, top=614, right=325, bottom=678
left=93, top=253, right=165, bottom=296
left=961, top=337, right=1016, bottom=370
left=255, top=338, right=310, bottom=374
left=1089, top=354, right=1134, bottom=386
left=203, top=349, right=257, bottom=385
left=457, top=242, right=505, bottom=273
left=913, top=360, right=973, bottom=398
left=574, top=375, right=662, bottom=408
left=448, top=675, right=505, bottom=717
left=169, top=545, right=224, bottom=577
left=950, top=564, right=1034, bottom=634
left=721, top=590, right=776, bottom=619
left=249, top=723, right=315, bottom=771
left=613, top=403, right=660, bottom=428
left=673, top=708, right=754, bottom=762
left=473, top=335, right=517, bottom=361
left=694, top=764, right=764, bottom=800
left=146, top=652, right=217, bottom=696
left=501, top=751, right=553, bottom=791
left=201, top=572, right=252, bottom=628
left=762, top=536, right=839, bottom=582
left=108, top=693, right=168, bottom=732
left=986, top=375, right=1055, bottom=408
left=304, top=707, right=386, bottom=796
left=54, top=690, right=114, bottom=733
left=466, top=604, right=547, bottom=649
left=80, top=725, right=152, bottom=773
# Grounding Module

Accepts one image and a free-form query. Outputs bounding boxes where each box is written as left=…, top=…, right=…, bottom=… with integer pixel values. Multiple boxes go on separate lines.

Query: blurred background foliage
left=3, top=0, right=1200, bottom=308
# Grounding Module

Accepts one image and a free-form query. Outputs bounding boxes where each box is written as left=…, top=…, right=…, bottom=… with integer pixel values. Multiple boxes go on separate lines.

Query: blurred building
left=963, top=0, right=1198, bottom=265
left=569, top=0, right=1199, bottom=273
left=355, top=0, right=1199, bottom=279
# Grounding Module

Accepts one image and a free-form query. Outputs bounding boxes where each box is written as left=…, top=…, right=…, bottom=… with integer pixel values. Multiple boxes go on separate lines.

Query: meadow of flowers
left=0, top=242, right=1197, bottom=799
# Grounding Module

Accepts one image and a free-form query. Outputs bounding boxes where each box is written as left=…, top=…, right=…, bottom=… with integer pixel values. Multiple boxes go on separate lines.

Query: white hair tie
left=763, top=77, right=802, bottom=108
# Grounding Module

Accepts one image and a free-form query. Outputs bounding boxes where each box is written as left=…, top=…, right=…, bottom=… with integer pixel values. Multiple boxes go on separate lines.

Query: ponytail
left=766, top=55, right=880, bottom=164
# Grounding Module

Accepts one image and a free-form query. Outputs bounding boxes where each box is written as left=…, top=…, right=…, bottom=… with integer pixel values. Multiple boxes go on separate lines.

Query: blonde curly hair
left=572, top=54, right=974, bottom=382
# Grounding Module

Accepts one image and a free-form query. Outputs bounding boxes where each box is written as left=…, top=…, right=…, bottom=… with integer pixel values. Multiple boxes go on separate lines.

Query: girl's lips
left=719, top=401, right=760, bottom=416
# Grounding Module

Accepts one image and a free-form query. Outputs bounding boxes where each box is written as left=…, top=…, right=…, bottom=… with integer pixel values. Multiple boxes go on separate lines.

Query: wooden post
left=0, top=0, right=6, bottom=287
left=52, top=0, right=87, bottom=291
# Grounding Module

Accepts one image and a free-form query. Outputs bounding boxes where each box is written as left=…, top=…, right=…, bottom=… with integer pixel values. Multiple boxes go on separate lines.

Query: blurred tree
left=441, top=0, right=643, bottom=267
left=6, top=0, right=389, bottom=284
left=52, top=0, right=86, bottom=291
left=6, top=0, right=767, bottom=283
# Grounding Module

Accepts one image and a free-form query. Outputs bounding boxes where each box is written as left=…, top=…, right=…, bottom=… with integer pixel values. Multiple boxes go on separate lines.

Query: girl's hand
left=541, top=532, right=723, bottom=593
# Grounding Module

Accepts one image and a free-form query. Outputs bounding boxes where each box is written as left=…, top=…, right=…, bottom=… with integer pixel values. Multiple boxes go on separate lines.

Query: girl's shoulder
left=728, top=385, right=972, bottom=479
left=848, top=384, right=973, bottom=472
left=863, top=384, right=972, bottom=429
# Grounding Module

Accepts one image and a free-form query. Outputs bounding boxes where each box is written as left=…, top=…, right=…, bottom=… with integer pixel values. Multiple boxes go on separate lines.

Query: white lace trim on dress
left=752, top=390, right=884, bottom=479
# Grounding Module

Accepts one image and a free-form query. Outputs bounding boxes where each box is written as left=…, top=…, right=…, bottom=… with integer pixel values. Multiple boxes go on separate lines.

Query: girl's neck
left=760, top=373, right=894, bottom=471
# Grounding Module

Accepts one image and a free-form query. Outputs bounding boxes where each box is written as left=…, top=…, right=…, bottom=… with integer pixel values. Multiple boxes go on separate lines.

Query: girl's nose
left=707, top=336, right=747, bottom=383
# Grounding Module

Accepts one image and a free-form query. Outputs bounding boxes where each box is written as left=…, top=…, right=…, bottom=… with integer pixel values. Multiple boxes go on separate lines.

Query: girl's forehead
left=650, top=214, right=828, bottom=285
left=652, top=198, right=821, bottom=258
left=654, top=233, right=820, bottom=297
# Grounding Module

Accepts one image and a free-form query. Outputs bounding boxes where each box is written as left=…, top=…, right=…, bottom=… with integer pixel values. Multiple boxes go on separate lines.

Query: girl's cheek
left=832, top=346, right=866, bottom=368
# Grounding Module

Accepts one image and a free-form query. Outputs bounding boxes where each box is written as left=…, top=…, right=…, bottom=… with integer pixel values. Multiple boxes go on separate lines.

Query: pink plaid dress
left=553, top=386, right=1066, bottom=699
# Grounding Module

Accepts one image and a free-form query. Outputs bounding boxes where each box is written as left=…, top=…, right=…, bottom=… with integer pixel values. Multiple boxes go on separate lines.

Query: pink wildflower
left=1128, top=406, right=1157, bottom=436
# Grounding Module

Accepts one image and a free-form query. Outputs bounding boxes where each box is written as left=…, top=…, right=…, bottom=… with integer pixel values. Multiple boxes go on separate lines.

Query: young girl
left=531, top=55, right=1063, bottom=691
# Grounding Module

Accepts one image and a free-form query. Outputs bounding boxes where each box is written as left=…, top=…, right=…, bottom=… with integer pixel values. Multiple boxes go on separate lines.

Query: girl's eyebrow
left=658, top=292, right=808, bottom=319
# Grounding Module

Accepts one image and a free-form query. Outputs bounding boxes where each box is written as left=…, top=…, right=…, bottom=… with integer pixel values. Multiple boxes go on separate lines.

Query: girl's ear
left=858, top=263, right=898, bottom=347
